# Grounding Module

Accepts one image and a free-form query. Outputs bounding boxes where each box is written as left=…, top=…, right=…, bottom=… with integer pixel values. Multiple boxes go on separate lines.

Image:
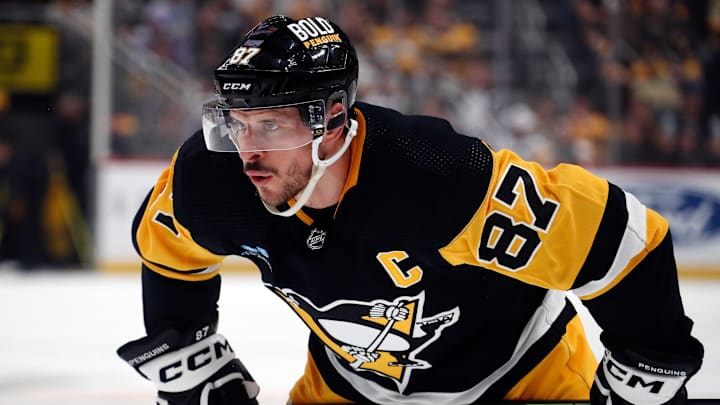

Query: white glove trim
left=139, top=334, right=235, bottom=393
left=594, top=369, right=612, bottom=405
left=601, top=349, right=687, bottom=405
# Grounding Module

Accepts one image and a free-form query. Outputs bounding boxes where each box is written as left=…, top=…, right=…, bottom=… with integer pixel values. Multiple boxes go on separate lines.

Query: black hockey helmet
left=202, top=16, right=362, bottom=217
left=214, top=15, right=358, bottom=109
left=202, top=15, right=359, bottom=153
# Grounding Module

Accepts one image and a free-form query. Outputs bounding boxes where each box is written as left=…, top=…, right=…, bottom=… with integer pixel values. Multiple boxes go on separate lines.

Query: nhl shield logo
left=306, top=228, right=327, bottom=250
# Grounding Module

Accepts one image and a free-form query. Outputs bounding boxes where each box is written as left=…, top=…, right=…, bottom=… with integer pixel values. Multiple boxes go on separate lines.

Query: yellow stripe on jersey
left=504, top=314, right=595, bottom=401
left=293, top=108, right=366, bottom=225
left=440, top=149, right=608, bottom=290
left=289, top=351, right=353, bottom=404
left=134, top=150, right=225, bottom=281
left=336, top=108, right=366, bottom=210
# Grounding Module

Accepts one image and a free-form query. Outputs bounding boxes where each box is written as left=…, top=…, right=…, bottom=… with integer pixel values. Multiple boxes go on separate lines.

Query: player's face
left=232, top=107, right=314, bottom=206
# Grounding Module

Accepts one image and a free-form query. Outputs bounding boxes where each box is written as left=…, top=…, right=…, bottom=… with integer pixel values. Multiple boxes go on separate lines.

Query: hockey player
left=117, top=15, right=704, bottom=405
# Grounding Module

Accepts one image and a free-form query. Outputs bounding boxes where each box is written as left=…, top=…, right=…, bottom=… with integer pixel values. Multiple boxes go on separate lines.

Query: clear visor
left=201, top=99, right=326, bottom=152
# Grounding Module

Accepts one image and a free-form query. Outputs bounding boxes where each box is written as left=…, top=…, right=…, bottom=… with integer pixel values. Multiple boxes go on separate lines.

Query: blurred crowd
left=100, top=0, right=720, bottom=166
left=0, top=0, right=719, bottom=269
left=545, top=0, right=720, bottom=165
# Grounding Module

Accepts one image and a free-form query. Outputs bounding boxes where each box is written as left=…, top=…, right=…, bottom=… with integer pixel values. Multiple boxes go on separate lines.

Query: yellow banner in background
left=0, top=24, right=58, bottom=93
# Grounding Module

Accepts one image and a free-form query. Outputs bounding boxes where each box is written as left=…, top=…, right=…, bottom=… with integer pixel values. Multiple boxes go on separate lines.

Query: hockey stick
left=350, top=301, right=405, bottom=369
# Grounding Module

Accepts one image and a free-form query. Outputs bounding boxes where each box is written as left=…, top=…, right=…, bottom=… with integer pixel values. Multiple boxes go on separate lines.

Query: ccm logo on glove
left=605, top=357, right=671, bottom=393
left=155, top=338, right=234, bottom=382
left=598, top=348, right=692, bottom=404
left=138, top=334, right=238, bottom=392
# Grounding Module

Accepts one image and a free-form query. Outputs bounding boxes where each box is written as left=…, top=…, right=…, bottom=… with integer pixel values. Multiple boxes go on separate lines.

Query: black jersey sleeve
left=141, top=263, right=221, bottom=334
left=583, top=231, right=696, bottom=351
left=130, top=141, right=228, bottom=333
left=131, top=149, right=226, bottom=282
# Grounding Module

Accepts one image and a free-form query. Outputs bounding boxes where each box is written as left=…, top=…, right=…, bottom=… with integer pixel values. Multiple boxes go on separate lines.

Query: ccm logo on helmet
left=287, top=17, right=341, bottom=48
left=158, top=339, right=234, bottom=383
left=222, top=82, right=252, bottom=91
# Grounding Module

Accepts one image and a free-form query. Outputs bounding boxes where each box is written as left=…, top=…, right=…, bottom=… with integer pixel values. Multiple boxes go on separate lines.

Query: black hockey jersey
left=132, top=102, right=695, bottom=403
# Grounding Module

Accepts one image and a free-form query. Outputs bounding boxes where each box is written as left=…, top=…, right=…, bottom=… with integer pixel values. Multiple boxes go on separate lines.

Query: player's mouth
left=245, top=171, right=273, bottom=186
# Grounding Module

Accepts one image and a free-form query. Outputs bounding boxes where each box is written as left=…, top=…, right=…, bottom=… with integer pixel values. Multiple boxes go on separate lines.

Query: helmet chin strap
left=262, top=118, right=358, bottom=217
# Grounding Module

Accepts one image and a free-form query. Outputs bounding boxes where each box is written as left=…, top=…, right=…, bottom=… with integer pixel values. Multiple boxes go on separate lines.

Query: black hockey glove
left=117, top=324, right=259, bottom=405
left=590, top=332, right=703, bottom=405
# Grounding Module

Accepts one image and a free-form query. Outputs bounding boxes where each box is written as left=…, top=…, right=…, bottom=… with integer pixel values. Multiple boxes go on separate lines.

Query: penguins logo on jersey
left=271, top=287, right=459, bottom=391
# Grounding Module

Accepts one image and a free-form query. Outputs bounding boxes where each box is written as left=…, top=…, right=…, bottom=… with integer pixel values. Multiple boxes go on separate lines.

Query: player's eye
left=263, top=121, right=279, bottom=131
left=229, top=117, right=247, bottom=133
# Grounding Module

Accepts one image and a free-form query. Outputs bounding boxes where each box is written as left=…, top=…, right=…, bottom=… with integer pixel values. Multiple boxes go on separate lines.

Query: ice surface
left=0, top=271, right=717, bottom=404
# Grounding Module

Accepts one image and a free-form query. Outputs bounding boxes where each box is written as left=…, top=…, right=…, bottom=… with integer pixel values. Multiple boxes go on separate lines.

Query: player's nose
left=239, top=149, right=263, bottom=162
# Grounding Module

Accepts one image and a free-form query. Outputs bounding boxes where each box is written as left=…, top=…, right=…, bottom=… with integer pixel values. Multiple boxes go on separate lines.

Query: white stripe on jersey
left=571, top=191, right=648, bottom=298
left=188, top=263, right=221, bottom=276
left=325, top=289, right=567, bottom=404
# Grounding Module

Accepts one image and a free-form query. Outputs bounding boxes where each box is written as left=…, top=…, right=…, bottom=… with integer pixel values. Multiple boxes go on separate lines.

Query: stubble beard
left=256, top=160, right=312, bottom=207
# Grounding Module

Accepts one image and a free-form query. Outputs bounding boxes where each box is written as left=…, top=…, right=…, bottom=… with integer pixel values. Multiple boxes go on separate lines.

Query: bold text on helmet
left=287, top=17, right=335, bottom=42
